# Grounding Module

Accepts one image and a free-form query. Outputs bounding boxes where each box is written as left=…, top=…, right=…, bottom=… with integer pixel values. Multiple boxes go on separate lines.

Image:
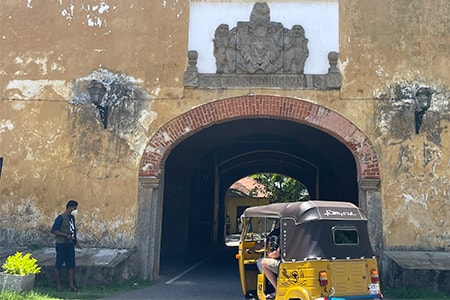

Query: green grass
left=0, top=280, right=153, bottom=300
left=0, top=290, right=58, bottom=300
left=382, top=287, right=449, bottom=299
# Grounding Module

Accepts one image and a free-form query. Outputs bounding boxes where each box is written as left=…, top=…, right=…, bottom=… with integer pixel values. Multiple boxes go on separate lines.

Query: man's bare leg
left=262, top=260, right=277, bottom=297
left=68, top=268, right=77, bottom=291
left=54, top=268, right=62, bottom=291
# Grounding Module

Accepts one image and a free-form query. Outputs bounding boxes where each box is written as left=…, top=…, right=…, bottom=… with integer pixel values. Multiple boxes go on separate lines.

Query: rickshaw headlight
left=318, top=271, right=328, bottom=286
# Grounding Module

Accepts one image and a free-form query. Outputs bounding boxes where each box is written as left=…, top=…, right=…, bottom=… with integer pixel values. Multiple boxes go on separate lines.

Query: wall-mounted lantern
left=88, top=80, right=108, bottom=129
left=414, top=87, right=432, bottom=134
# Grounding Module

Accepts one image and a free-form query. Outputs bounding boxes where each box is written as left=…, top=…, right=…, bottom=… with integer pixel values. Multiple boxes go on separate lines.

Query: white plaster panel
left=5, top=80, right=71, bottom=100
left=188, top=1, right=338, bottom=74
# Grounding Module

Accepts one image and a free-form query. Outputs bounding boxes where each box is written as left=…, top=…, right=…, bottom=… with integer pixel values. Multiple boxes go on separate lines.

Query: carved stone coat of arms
left=185, top=2, right=340, bottom=90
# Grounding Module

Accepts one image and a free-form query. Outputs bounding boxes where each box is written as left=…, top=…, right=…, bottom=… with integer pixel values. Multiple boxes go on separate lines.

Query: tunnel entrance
left=160, top=118, right=358, bottom=258
left=138, top=96, right=381, bottom=280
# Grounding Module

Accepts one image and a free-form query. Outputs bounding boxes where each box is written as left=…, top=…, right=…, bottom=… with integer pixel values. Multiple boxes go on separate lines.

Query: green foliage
left=1, top=252, right=41, bottom=276
left=250, top=173, right=310, bottom=203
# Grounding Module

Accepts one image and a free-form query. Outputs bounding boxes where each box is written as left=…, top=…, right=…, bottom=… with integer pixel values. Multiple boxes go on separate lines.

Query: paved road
left=102, top=245, right=401, bottom=300
left=102, top=246, right=244, bottom=300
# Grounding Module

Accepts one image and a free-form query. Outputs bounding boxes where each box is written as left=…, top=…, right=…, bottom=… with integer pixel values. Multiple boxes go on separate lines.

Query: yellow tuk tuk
left=236, top=200, right=383, bottom=300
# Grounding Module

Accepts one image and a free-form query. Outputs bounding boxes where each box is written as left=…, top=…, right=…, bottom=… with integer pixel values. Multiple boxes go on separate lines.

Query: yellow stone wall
left=0, top=0, right=449, bottom=251
left=226, top=197, right=269, bottom=234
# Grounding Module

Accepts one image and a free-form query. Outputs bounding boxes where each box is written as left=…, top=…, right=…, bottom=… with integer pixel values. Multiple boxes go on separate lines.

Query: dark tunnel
left=161, top=118, right=357, bottom=258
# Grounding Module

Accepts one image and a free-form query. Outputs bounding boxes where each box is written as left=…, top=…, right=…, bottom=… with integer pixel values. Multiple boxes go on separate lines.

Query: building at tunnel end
left=1, top=0, right=449, bottom=292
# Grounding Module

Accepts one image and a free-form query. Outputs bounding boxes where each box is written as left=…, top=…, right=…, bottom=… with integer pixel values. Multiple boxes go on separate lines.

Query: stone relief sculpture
left=186, top=2, right=340, bottom=90
left=214, top=24, right=236, bottom=74
left=284, top=25, right=309, bottom=74
left=235, top=2, right=284, bottom=74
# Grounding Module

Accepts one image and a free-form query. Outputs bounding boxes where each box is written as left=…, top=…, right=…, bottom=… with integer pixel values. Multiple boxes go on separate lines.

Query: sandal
left=56, top=287, right=63, bottom=292
left=69, top=287, right=79, bottom=292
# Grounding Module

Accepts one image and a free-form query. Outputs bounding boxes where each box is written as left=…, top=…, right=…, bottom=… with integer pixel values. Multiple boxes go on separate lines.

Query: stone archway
left=136, top=95, right=381, bottom=280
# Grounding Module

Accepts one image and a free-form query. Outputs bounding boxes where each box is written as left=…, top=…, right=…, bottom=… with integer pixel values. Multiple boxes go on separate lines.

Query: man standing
left=51, top=200, right=82, bottom=292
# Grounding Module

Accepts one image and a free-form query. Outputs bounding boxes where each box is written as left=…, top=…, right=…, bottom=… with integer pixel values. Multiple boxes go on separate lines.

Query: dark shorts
left=55, top=243, right=76, bottom=269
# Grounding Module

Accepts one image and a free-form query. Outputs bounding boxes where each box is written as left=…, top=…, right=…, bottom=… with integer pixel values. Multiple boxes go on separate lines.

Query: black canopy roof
left=242, top=201, right=374, bottom=260
left=242, top=200, right=367, bottom=224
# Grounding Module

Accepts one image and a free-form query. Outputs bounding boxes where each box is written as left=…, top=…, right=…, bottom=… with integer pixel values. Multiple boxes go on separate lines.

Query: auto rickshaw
left=236, top=200, right=383, bottom=300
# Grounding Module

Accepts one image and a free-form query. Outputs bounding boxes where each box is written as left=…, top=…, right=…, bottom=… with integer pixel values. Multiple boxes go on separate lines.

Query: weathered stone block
left=32, top=248, right=137, bottom=287
left=382, top=251, right=450, bottom=294
left=0, top=273, right=36, bottom=293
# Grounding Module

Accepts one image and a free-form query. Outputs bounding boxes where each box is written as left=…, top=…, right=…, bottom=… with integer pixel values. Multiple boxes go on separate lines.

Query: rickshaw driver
left=245, top=218, right=280, bottom=253
left=246, top=225, right=281, bottom=299
left=246, top=226, right=280, bottom=270
left=261, top=246, right=281, bottom=299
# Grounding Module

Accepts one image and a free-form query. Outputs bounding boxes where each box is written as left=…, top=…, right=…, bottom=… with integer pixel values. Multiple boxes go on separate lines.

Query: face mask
left=71, top=209, right=78, bottom=216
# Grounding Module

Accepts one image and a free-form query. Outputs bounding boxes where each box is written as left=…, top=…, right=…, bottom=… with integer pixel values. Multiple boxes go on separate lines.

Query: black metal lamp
left=88, top=80, right=108, bottom=129
left=414, top=87, right=432, bottom=134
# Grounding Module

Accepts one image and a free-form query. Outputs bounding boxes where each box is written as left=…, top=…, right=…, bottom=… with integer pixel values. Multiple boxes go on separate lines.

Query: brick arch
left=139, top=95, right=379, bottom=179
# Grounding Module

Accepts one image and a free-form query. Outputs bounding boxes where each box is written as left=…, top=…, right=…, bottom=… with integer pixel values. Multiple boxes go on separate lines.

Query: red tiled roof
left=229, top=177, right=269, bottom=197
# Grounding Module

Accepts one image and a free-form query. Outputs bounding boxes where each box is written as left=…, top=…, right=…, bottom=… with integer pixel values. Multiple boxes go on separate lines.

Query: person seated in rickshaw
left=246, top=226, right=279, bottom=256
left=260, top=244, right=280, bottom=299
left=246, top=226, right=281, bottom=299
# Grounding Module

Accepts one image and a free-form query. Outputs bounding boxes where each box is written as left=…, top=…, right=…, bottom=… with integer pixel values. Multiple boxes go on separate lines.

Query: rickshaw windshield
left=243, top=217, right=279, bottom=242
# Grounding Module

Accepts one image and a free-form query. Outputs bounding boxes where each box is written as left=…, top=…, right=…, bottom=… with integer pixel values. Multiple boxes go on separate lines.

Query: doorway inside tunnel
left=160, top=118, right=358, bottom=259
left=224, top=174, right=310, bottom=237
